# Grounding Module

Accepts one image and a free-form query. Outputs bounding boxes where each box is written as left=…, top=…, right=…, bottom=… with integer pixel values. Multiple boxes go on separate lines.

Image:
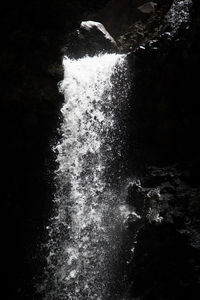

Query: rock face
left=122, top=165, right=200, bottom=299
left=64, top=20, right=118, bottom=58
left=87, top=0, right=173, bottom=40
left=138, top=1, right=158, bottom=14
left=128, top=0, right=197, bottom=166
left=114, top=1, right=200, bottom=299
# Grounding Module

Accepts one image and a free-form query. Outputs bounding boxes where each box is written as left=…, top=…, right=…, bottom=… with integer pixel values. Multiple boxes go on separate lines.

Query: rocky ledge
left=64, top=20, right=118, bottom=58
left=122, top=163, right=200, bottom=299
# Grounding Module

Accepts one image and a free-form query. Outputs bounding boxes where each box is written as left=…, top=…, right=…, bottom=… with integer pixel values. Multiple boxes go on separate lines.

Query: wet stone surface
left=122, top=164, right=200, bottom=299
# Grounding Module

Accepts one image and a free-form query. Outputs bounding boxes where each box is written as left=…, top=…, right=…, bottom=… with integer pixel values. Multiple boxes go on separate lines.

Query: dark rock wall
left=88, top=0, right=173, bottom=41
left=133, top=3, right=200, bottom=166
left=122, top=165, right=200, bottom=299
left=120, top=1, right=200, bottom=299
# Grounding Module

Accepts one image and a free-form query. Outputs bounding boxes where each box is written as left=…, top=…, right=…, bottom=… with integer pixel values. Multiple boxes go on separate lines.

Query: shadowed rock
left=138, top=2, right=157, bottom=14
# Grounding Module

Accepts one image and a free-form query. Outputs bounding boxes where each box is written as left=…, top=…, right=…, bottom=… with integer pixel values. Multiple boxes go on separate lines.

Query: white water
left=43, top=53, right=130, bottom=299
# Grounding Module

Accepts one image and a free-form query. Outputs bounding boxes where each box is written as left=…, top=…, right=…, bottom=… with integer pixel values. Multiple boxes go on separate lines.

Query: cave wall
left=121, top=1, right=200, bottom=298
left=132, top=0, right=200, bottom=167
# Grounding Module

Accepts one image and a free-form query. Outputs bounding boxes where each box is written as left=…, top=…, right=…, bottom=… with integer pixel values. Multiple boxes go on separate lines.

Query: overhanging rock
left=63, top=21, right=118, bottom=59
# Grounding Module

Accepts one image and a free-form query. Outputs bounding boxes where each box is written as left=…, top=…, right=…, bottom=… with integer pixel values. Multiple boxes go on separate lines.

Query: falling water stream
left=36, top=2, right=194, bottom=297
left=43, top=53, right=130, bottom=299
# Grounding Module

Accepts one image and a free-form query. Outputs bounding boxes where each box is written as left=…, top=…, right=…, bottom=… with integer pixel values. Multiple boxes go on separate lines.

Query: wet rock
left=138, top=2, right=158, bottom=14
left=124, top=211, right=142, bottom=232
left=125, top=179, right=163, bottom=225
left=145, top=188, right=163, bottom=223
left=126, top=180, right=145, bottom=214
left=117, top=0, right=191, bottom=53
left=128, top=0, right=200, bottom=167
left=123, top=164, right=200, bottom=299
left=64, top=20, right=118, bottom=59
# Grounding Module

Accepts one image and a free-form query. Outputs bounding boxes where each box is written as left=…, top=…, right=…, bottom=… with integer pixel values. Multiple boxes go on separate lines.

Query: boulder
left=64, top=20, right=118, bottom=59
left=137, top=1, right=157, bottom=14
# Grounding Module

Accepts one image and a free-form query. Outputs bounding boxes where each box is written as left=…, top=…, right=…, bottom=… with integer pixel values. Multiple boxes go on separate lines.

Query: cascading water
left=42, top=53, right=130, bottom=299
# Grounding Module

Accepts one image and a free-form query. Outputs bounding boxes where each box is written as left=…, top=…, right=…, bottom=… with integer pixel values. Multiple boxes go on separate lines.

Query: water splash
left=161, top=0, right=192, bottom=36
left=42, top=53, right=130, bottom=299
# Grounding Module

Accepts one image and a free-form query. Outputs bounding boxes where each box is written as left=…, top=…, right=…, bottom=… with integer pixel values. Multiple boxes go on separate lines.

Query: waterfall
left=43, top=53, right=130, bottom=299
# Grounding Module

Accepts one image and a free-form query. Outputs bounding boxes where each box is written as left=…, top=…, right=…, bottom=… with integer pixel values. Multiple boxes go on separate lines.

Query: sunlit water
left=161, top=0, right=192, bottom=36
left=42, top=53, right=130, bottom=299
